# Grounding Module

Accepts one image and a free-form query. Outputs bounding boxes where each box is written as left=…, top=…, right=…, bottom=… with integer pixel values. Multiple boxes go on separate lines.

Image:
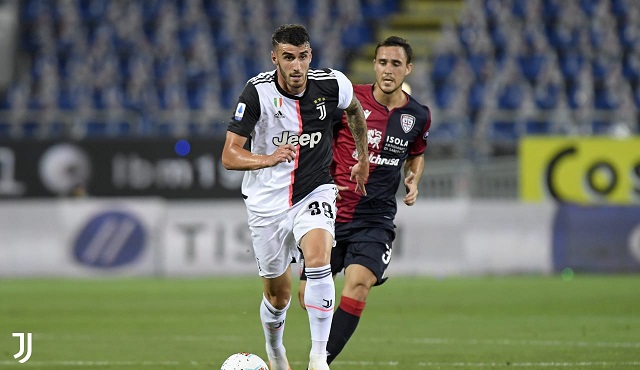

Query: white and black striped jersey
left=228, top=68, right=353, bottom=219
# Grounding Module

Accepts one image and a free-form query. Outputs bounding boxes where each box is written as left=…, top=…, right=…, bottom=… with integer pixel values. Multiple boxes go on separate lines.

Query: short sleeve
left=330, top=69, right=354, bottom=110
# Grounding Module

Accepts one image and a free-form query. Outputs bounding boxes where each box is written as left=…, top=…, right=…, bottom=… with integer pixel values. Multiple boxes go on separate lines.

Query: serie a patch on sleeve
left=234, top=102, right=246, bottom=121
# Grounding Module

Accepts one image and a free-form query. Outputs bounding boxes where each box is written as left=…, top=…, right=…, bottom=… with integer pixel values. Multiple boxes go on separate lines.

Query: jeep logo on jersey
left=273, top=131, right=322, bottom=148
left=400, top=114, right=416, bottom=133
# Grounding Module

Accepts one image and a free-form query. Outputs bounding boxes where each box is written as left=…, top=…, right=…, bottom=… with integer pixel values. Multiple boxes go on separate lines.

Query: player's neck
left=373, top=83, right=407, bottom=110
left=277, top=71, right=306, bottom=96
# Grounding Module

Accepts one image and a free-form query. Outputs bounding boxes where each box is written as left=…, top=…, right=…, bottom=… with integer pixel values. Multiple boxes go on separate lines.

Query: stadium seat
left=525, top=120, right=552, bottom=135
left=5, top=0, right=640, bottom=146
left=0, top=122, right=11, bottom=138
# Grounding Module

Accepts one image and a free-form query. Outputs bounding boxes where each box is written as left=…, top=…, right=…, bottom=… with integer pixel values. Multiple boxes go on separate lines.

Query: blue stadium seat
left=434, top=83, right=458, bottom=110
left=85, top=119, right=133, bottom=137
left=341, top=23, right=373, bottom=49
left=497, top=83, right=525, bottom=111
left=0, top=122, right=11, bottom=138
left=534, top=84, right=562, bottom=110
left=591, top=120, right=613, bottom=135
left=525, top=120, right=552, bottom=135
left=488, top=121, right=520, bottom=142
left=558, top=51, right=585, bottom=82
left=518, top=54, right=548, bottom=84
left=9, top=0, right=640, bottom=143
left=431, top=53, right=458, bottom=82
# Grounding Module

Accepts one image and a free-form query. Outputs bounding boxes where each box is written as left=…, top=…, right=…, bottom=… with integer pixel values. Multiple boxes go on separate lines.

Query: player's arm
left=221, top=131, right=296, bottom=170
left=223, top=82, right=296, bottom=171
left=343, top=96, right=369, bottom=195
left=403, top=154, right=424, bottom=206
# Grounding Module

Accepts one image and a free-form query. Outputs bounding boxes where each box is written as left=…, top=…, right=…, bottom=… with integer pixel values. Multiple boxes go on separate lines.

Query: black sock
left=326, top=296, right=365, bottom=364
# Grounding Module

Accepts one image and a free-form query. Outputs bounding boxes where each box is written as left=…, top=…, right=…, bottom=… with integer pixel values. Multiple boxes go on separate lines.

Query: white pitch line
left=32, top=334, right=640, bottom=349
left=417, top=361, right=640, bottom=367
left=368, top=337, right=640, bottom=349
left=1, top=360, right=639, bottom=368
left=0, top=360, right=209, bottom=367
left=0, top=360, right=184, bottom=367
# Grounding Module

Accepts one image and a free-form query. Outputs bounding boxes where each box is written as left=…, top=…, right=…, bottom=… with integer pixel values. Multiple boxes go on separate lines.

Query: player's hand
left=350, top=161, right=369, bottom=196
left=403, top=172, right=418, bottom=206
left=336, top=185, right=349, bottom=201
left=268, top=144, right=296, bottom=166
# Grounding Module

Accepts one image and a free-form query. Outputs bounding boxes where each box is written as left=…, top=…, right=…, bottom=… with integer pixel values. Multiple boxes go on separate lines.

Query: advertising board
left=520, top=137, right=640, bottom=204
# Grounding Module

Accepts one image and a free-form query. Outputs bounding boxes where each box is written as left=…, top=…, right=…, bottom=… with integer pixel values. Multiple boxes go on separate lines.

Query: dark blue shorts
left=300, top=227, right=394, bottom=286
left=332, top=227, right=394, bottom=285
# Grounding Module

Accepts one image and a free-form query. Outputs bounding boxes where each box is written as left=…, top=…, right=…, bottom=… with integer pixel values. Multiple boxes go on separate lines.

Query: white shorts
left=247, top=184, right=337, bottom=278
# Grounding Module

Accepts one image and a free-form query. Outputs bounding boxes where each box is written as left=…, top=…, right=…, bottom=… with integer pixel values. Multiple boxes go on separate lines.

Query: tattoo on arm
left=345, top=97, right=369, bottom=161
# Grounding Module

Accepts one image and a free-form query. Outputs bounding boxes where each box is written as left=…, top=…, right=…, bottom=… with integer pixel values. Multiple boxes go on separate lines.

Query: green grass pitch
left=1, top=274, right=639, bottom=369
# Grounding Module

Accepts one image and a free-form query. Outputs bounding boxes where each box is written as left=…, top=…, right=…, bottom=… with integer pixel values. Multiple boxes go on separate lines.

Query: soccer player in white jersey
left=222, top=24, right=370, bottom=370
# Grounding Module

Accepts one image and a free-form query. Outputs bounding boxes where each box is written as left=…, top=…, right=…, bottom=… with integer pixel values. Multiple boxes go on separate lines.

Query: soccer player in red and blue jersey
left=299, top=36, right=431, bottom=365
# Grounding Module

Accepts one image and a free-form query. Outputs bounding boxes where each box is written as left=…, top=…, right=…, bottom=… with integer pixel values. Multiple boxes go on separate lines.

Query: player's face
left=272, top=43, right=312, bottom=95
left=373, top=46, right=412, bottom=95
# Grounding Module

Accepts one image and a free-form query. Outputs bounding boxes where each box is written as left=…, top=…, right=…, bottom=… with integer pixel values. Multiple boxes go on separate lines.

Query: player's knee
left=269, top=297, right=290, bottom=310
left=351, top=282, right=372, bottom=301
left=300, top=230, right=333, bottom=267
left=264, top=290, right=292, bottom=310
left=301, top=246, right=331, bottom=267
left=343, top=278, right=375, bottom=301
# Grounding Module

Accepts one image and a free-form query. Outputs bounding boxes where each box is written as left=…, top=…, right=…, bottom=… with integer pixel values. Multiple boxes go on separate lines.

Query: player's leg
left=297, top=243, right=345, bottom=311
left=326, top=264, right=376, bottom=364
left=293, top=184, right=338, bottom=370
left=326, top=230, right=393, bottom=364
left=300, top=228, right=334, bottom=370
left=250, top=214, right=296, bottom=370
left=261, top=271, right=293, bottom=370
left=297, top=279, right=307, bottom=310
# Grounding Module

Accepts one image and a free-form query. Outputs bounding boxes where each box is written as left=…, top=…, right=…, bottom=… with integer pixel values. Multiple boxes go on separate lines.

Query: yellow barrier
left=520, top=137, right=640, bottom=204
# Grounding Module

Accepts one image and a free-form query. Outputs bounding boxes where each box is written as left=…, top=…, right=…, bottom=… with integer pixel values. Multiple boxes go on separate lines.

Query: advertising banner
left=161, top=200, right=257, bottom=276
left=0, top=199, right=165, bottom=277
left=6, top=199, right=636, bottom=277
left=0, top=139, right=243, bottom=199
left=520, top=137, right=640, bottom=204
left=552, top=204, right=640, bottom=272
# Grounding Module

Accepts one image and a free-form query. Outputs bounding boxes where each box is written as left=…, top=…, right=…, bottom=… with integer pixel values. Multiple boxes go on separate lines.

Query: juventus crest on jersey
left=228, top=68, right=353, bottom=218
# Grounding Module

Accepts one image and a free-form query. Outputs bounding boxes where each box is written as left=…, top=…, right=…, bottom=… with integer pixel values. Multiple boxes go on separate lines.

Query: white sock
left=260, top=295, right=289, bottom=355
left=304, top=265, right=335, bottom=355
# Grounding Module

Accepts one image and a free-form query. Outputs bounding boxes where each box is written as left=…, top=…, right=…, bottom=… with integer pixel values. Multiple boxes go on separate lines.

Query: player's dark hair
left=272, top=24, right=310, bottom=49
left=375, top=36, right=412, bottom=64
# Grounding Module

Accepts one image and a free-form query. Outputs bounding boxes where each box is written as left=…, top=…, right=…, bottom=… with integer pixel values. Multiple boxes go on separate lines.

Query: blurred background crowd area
left=0, top=0, right=639, bottom=159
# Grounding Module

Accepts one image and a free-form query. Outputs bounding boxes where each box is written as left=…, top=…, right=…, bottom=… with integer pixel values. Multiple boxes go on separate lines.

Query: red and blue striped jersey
left=332, top=84, right=431, bottom=231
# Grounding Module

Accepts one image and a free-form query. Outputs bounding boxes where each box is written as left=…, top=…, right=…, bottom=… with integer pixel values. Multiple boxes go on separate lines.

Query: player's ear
left=271, top=50, right=277, bottom=66
left=405, top=62, right=413, bottom=76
